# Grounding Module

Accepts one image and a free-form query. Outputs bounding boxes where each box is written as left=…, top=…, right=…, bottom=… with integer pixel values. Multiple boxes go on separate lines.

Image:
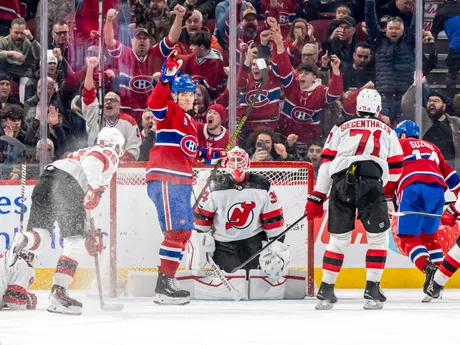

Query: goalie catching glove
left=441, top=204, right=460, bottom=227
left=159, top=50, right=182, bottom=84
left=85, top=229, right=103, bottom=256
left=83, top=186, right=106, bottom=210
left=259, top=240, right=290, bottom=280
left=305, top=191, right=327, bottom=220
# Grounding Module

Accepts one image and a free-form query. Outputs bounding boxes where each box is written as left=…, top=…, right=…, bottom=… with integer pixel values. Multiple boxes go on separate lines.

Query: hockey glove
left=85, top=229, right=103, bottom=256
left=259, top=241, right=291, bottom=281
left=441, top=204, right=460, bottom=227
left=159, top=50, right=182, bottom=84
left=27, top=292, right=37, bottom=310
left=201, top=148, right=228, bottom=165
left=83, top=186, right=106, bottom=210
left=305, top=191, right=327, bottom=220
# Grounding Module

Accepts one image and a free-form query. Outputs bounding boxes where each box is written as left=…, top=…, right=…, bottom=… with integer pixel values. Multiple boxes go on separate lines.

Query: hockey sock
left=435, top=237, right=460, bottom=286
left=53, top=237, right=84, bottom=289
left=322, top=233, right=351, bottom=284
left=159, top=230, right=191, bottom=277
left=23, top=228, right=51, bottom=255
left=399, top=235, right=430, bottom=272
left=421, top=232, right=443, bottom=267
left=366, top=231, right=389, bottom=282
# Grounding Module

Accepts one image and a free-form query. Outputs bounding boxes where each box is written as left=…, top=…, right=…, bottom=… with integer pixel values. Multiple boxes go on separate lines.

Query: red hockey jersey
left=263, top=0, right=297, bottom=39
left=146, top=82, right=198, bottom=185
left=384, top=138, right=460, bottom=198
left=107, top=37, right=174, bottom=121
left=197, top=123, right=230, bottom=151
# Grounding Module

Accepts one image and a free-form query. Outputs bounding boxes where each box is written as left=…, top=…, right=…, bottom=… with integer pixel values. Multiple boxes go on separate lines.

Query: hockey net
left=103, top=161, right=315, bottom=297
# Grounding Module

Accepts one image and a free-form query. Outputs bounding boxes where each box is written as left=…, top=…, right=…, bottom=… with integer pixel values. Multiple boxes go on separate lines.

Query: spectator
left=25, top=50, right=60, bottom=104
left=104, top=5, right=185, bottom=122
left=26, top=138, right=55, bottom=179
left=215, top=0, right=249, bottom=44
left=50, top=20, right=83, bottom=76
left=284, top=19, right=316, bottom=67
left=0, top=104, right=25, bottom=143
left=431, top=0, right=460, bottom=98
left=305, top=141, right=322, bottom=179
left=327, top=5, right=352, bottom=39
left=131, top=0, right=170, bottom=45
left=35, top=0, right=75, bottom=42
left=0, top=73, right=21, bottom=109
left=139, top=109, right=156, bottom=162
left=83, top=56, right=141, bottom=162
left=175, top=10, right=223, bottom=58
left=170, top=0, right=218, bottom=23
left=246, top=127, right=299, bottom=162
left=0, top=1, right=24, bottom=36
left=365, top=0, right=415, bottom=124
left=0, top=18, right=41, bottom=83
left=181, top=31, right=226, bottom=99
left=262, top=0, right=297, bottom=39
left=300, top=43, right=330, bottom=85
left=197, top=104, right=230, bottom=151
left=326, top=15, right=358, bottom=70
left=342, top=41, right=375, bottom=92
left=377, top=0, right=413, bottom=29
left=194, top=83, right=211, bottom=123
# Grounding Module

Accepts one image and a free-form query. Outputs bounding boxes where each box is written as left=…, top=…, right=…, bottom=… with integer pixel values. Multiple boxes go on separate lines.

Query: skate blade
left=47, top=304, right=82, bottom=315
left=363, top=300, right=384, bottom=310
left=102, top=303, right=124, bottom=311
left=153, top=293, right=190, bottom=306
left=422, top=294, right=433, bottom=303
left=315, top=300, right=334, bottom=310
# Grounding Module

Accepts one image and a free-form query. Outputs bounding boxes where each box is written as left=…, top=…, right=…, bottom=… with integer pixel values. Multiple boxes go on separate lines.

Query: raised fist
left=87, top=56, right=99, bottom=69
left=106, top=8, right=118, bottom=21
left=173, top=4, right=187, bottom=18
left=23, top=29, right=33, bottom=40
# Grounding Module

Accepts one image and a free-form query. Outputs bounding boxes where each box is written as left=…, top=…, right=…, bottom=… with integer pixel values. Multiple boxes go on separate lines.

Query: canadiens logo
left=129, top=75, right=153, bottom=94
left=292, top=106, right=314, bottom=122
left=180, top=135, right=198, bottom=158
left=279, top=12, right=290, bottom=24
left=225, top=201, right=256, bottom=230
left=246, top=89, right=269, bottom=107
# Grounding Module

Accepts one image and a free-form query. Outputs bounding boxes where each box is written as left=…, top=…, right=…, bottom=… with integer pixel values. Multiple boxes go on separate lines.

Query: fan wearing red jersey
left=385, top=120, right=460, bottom=300
left=6, top=128, right=124, bottom=315
left=194, top=147, right=289, bottom=280
left=305, top=89, right=403, bottom=310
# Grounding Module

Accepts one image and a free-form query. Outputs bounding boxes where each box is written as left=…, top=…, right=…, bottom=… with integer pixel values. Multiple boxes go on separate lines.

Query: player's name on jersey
left=340, top=119, right=391, bottom=134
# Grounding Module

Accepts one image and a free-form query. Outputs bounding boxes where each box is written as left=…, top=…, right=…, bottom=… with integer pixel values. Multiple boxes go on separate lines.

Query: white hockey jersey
left=194, top=173, right=284, bottom=242
left=52, top=146, right=120, bottom=191
left=315, top=117, right=404, bottom=194
left=0, top=252, right=36, bottom=309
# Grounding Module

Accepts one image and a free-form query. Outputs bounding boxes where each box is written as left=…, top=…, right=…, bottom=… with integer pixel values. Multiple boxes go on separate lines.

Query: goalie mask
left=97, top=127, right=125, bottom=157
left=224, top=146, right=250, bottom=182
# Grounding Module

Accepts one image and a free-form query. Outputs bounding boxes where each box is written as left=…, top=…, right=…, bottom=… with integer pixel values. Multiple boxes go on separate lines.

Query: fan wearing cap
left=103, top=4, right=186, bottom=122
left=197, top=104, right=230, bottom=155
left=327, top=15, right=358, bottom=69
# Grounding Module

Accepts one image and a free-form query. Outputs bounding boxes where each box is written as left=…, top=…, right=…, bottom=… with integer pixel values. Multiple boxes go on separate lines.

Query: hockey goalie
left=190, top=147, right=306, bottom=300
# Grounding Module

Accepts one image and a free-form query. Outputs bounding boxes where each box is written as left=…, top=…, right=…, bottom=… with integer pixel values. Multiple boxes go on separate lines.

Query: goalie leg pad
left=248, top=269, right=307, bottom=300
left=366, top=231, right=389, bottom=282
left=322, top=232, right=351, bottom=284
left=53, top=236, right=84, bottom=289
left=187, top=231, right=215, bottom=270
left=191, top=269, right=247, bottom=300
left=159, top=230, right=192, bottom=277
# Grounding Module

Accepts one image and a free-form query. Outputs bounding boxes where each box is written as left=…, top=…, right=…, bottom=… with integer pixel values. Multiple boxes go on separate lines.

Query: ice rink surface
left=2, top=289, right=460, bottom=345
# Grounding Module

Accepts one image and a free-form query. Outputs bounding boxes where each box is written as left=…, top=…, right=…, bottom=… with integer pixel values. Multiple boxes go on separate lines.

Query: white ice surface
left=2, top=289, right=460, bottom=345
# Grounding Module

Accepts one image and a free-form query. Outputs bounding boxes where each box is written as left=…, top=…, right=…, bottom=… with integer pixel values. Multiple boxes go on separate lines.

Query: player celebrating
left=305, top=89, right=404, bottom=310
left=193, top=146, right=290, bottom=280
left=0, top=250, right=37, bottom=310
left=146, top=51, right=199, bottom=305
left=385, top=120, right=460, bottom=299
left=6, top=127, right=125, bottom=315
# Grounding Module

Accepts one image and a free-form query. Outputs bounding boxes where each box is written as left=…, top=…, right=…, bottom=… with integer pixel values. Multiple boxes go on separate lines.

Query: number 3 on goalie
left=269, top=191, right=278, bottom=204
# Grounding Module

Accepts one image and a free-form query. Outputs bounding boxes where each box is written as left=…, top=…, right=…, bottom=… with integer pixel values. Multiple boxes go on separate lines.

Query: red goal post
left=108, top=161, right=315, bottom=297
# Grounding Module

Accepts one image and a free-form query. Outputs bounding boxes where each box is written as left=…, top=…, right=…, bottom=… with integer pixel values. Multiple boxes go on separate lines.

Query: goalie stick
left=192, top=59, right=269, bottom=211
left=88, top=214, right=124, bottom=312
left=206, top=254, right=241, bottom=301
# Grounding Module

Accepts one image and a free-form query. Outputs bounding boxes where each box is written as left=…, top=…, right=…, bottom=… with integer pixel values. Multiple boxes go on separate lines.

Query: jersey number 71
left=350, top=129, right=382, bottom=156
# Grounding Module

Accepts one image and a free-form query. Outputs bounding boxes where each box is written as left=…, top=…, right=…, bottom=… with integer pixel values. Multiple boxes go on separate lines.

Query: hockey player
left=0, top=250, right=37, bottom=310
left=6, top=127, right=125, bottom=315
left=305, top=89, right=404, bottom=310
left=194, top=146, right=290, bottom=279
left=385, top=120, right=460, bottom=297
left=146, top=51, right=199, bottom=305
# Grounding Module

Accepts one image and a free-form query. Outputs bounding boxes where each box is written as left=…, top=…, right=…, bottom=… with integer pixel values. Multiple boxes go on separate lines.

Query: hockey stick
left=391, top=211, right=455, bottom=219
left=230, top=213, right=308, bottom=273
left=88, top=214, right=124, bottom=312
left=206, top=254, right=241, bottom=301
left=192, top=60, right=269, bottom=212
left=19, top=163, right=26, bottom=233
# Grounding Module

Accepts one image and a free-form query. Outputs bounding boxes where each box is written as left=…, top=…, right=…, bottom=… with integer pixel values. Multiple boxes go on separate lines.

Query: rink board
left=1, top=181, right=460, bottom=289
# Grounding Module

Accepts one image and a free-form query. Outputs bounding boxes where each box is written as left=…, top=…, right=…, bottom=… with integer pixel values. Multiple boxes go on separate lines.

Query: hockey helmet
left=394, top=120, right=420, bottom=139
left=171, top=75, right=196, bottom=94
left=356, top=89, right=382, bottom=116
left=97, top=127, right=125, bottom=157
left=224, top=146, right=250, bottom=181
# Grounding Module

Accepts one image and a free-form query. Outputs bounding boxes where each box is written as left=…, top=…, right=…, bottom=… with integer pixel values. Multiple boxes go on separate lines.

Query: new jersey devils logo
left=225, top=201, right=256, bottom=230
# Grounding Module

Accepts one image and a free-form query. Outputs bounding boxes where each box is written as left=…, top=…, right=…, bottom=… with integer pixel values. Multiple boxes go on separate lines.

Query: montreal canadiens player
left=193, top=146, right=290, bottom=280
left=146, top=51, right=200, bottom=305
left=0, top=250, right=37, bottom=310
left=385, top=120, right=460, bottom=299
left=6, top=127, right=125, bottom=315
left=305, top=89, right=404, bottom=310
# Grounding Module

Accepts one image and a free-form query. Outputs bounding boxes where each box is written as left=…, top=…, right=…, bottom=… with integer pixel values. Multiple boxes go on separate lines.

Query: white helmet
left=223, top=146, right=250, bottom=181
left=356, top=89, right=382, bottom=116
left=97, top=127, right=125, bottom=157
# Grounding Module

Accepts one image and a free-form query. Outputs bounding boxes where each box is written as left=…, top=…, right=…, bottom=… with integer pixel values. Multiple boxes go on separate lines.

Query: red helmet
left=223, top=146, right=250, bottom=181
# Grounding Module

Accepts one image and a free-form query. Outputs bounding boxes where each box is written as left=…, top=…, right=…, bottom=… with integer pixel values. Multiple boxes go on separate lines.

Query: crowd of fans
left=0, top=0, right=459, bottom=180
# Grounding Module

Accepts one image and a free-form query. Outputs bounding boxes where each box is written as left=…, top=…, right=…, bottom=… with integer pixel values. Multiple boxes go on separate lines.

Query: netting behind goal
left=105, top=161, right=315, bottom=297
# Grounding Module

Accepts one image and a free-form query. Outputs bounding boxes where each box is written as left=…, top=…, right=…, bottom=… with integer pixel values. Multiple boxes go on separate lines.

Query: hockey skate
left=6, top=232, right=27, bottom=267
left=422, top=260, right=438, bottom=302
left=363, top=281, right=386, bottom=310
left=315, top=282, right=337, bottom=310
left=427, top=279, right=444, bottom=299
left=47, top=285, right=83, bottom=315
left=154, top=271, right=190, bottom=305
